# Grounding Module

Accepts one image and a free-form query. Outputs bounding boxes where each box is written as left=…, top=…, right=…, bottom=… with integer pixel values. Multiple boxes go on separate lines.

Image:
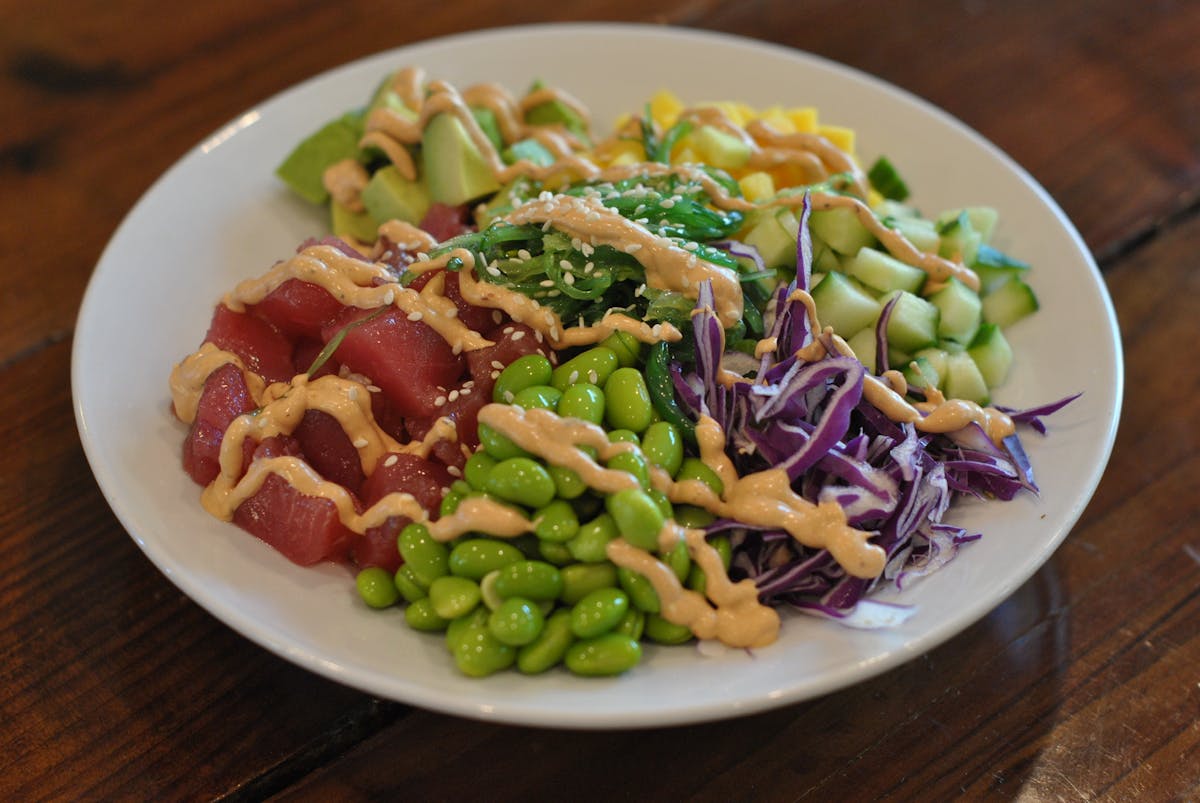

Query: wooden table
left=4, top=2, right=1198, bottom=799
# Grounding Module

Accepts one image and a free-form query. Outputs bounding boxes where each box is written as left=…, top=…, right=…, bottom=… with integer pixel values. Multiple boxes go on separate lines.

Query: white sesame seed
left=512, top=330, right=526, bottom=341
left=367, top=385, right=381, bottom=393
left=625, top=243, right=643, bottom=253
left=449, top=390, right=460, bottom=402
left=534, top=331, right=544, bottom=343
left=383, top=290, right=395, bottom=305
left=491, top=360, right=505, bottom=370
left=463, top=380, right=475, bottom=388
left=352, top=438, right=369, bottom=448
left=503, top=326, right=514, bottom=335
left=435, top=395, right=447, bottom=407
left=568, top=369, right=580, bottom=385
left=487, top=265, right=502, bottom=277
left=490, top=370, right=501, bottom=379
left=587, top=369, right=598, bottom=384
left=517, top=249, right=532, bottom=261
left=384, top=455, right=399, bottom=467
left=683, top=241, right=699, bottom=251
left=417, top=252, right=430, bottom=261
left=503, top=390, right=514, bottom=402
left=447, top=466, right=462, bottom=478
left=563, top=272, right=575, bottom=286
left=539, top=279, right=555, bottom=287
left=550, top=326, right=559, bottom=340
left=461, top=387, right=472, bottom=396
left=492, top=310, right=503, bottom=325
left=407, top=311, right=423, bottom=322
left=581, top=243, right=594, bottom=257
left=661, top=198, right=676, bottom=208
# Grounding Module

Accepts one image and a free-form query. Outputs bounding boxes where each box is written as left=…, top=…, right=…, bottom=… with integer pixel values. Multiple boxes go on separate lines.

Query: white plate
left=73, top=23, right=1122, bottom=728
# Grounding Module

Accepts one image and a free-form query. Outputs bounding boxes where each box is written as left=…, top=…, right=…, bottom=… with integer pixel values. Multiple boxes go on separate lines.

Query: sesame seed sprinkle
left=384, top=455, right=399, bottom=468
left=352, top=438, right=369, bottom=449
left=407, top=311, right=423, bottom=321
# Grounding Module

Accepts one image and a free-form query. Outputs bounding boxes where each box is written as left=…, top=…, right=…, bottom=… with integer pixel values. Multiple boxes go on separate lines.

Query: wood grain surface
left=2, top=1, right=1197, bottom=800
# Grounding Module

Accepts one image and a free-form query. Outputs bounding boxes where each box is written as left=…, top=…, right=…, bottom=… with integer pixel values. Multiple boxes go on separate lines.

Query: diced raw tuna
left=250, top=278, right=345, bottom=340
left=419, top=202, right=473, bottom=241
left=205, top=304, right=295, bottom=384
left=233, top=436, right=356, bottom=566
left=354, top=453, right=454, bottom=570
left=321, top=307, right=465, bottom=418
left=293, top=409, right=366, bottom=494
left=182, top=362, right=257, bottom=486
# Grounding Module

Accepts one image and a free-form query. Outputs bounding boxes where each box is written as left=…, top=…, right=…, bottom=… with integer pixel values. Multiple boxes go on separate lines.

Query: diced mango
left=758, top=105, right=796, bottom=133
left=786, top=107, right=818, bottom=133
left=818, top=124, right=856, bottom=154
left=649, top=89, right=685, bottom=128
left=738, top=171, right=777, bottom=202
left=700, top=101, right=748, bottom=127
left=867, top=189, right=884, bottom=209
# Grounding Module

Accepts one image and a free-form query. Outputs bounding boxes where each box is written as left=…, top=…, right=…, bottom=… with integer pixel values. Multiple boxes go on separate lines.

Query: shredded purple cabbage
left=672, top=205, right=1077, bottom=625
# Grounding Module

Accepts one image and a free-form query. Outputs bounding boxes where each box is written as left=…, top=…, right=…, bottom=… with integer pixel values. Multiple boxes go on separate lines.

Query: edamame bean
left=448, top=538, right=524, bottom=580
left=404, top=597, right=449, bottom=632
left=538, top=540, right=574, bottom=566
left=565, top=633, right=642, bottom=676
left=617, top=567, right=661, bottom=613
left=673, top=504, right=716, bottom=528
left=511, top=384, right=562, bottom=411
left=644, top=613, right=695, bottom=645
left=478, top=423, right=531, bottom=461
left=567, top=513, right=618, bottom=563
left=480, top=570, right=504, bottom=610
left=665, top=539, right=691, bottom=581
left=600, top=331, right=641, bottom=368
left=493, top=560, right=563, bottom=601
left=606, top=488, right=665, bottom=551
left=684, top=535, right=729, bottom=594
left=487, top=597, right=545, bottom=646
left=606, top=450, right=650, bottom=488
left=440, top=486, right=466, bottom=516
left=614, top=608, right=646, bottom=640
left=647, top=488, right=673, bottom=520
left=453, top=625, right=516, bottom=677
left=606, top=429, right=640, bottom=445
left=516, top=610, right=574, bottom=674
left=445, top=607, right=488, bottom=653
left=548, top=464, right=587, bottom=499
left=551, top=347, right=619, bottom=391
left=428, top=575, right=481, bottom=620
left=463, top=451, right=497, bottom=490
left=556, top=383, right=605, bottom=424
left=603, top=367, right=654, bottom=434
left=483, top=457, right=556, bottom=508
left=532, top=499, right=580, bottom=543
left=641, top=421, right=683, bottom=476
left=559, top=562, right=620, bottom=605
left=493, top=353, right=553, bottom=402
left=570, top=587, right=630, bottom=638
left=356, top=567, right=400, bottom=609
left=393, top=565, right=428, bottom=603
left=397, top=523, right=449, bottom=587
left=676, top=457, right=724, bottom=496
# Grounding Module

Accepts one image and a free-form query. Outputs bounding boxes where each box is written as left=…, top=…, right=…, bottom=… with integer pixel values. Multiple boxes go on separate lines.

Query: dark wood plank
left=0, top=339, right=396, bottom=800
left=257, top=210, right=1200, bottom=803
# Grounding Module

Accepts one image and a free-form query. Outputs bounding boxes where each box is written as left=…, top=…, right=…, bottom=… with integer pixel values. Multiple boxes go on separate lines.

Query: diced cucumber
left=943, top=351, right=990, bottom=405
left=874, top=199, right=921, bottom=220
left=886, top=215, right=941, bottom=254
left=503, top=138, right=556, bottom=166
left=845, top=246, right=927, bottom=295
left=812, top=272, right=883, bottom=339
left=981, top=276, right=1040, bottom=328
left=913, top=346, right=950, bottom=380
left=938, top=207, right=999, bottom=244
left=809, top=206, right=877, bottom=255
left=972, top=244, right=1031, bottom=293
left=902, top=355, right=940, bottom=391
left=810, top=241, right=842, bottom=273
left=937, top=211, right=982, bottom=265
left=928, top=276, right=982, bottom=345
left=879, top=290, right=940, bottom=353
left=867, top=156, right=909, bottom=202
left=742, top=208, right=799, bottom=270
left=968, top=323, right=1014, bottom=388
left=845, top=327, right=878, bottom=374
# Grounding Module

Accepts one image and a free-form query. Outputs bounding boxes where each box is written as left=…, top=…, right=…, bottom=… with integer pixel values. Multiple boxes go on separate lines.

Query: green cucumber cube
left=812, top=272, right=882, bottom=339
left=742, top=208, right=799, bottom=270
left=846, top=246, right=927, bottom=295
left=887, top=215, right=941, bottom=254
left=968, top=323, right=1014, bottom=388
left=981, top=276, right=1040, bottom=328
left=809, top=206, right=877, bottom=255
left=902, top=355, right=941, bottom=391
left=937, top=211, right=983, bottom=265
left=845, top=327, right=878, bottom=374
left=879, top=290, right=940, bottom=353
left=929, top=276, right=983, bottom=345
left=943, top=351, right=990, bottom=405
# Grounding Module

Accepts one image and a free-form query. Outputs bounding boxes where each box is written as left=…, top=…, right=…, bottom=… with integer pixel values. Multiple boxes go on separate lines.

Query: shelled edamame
left=355, top=338, right=731, bottom=678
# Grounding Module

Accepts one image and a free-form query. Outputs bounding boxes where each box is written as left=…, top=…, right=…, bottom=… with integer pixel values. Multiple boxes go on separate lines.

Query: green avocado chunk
left=275, top=113, right=364, bottom=205
left=422, top=112, right=501, bottom=206
left=361, top=165, right=431, bottom=226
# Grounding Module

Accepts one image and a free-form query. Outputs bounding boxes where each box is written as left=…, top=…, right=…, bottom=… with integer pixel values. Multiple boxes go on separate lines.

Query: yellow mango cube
left=818, top=124, right=856, bottom=154
left=739, top=171, right=777, bottom=203
left=649, top=89, right=684, bottom=128
left=786, top=107, right=818, bottom=133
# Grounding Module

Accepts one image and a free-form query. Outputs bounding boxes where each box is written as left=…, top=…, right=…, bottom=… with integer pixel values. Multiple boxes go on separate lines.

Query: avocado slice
left=275, top=113, right=365, bottom=205
left=422, top=112, right=501, bottom=206
left=524, top=80, right=590, bottom=145
left=503, top=138, right=556, bottom=167
left=331, top=199, right=379, bottom=244
left=361, top=165, right=431, bottom=226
